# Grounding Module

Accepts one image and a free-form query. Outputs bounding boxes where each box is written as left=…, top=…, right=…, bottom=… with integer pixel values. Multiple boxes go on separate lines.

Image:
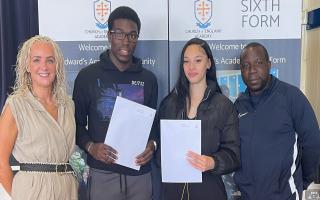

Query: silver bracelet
left=87, top=142, right=94, bottom=153
left=151, top=140, right=157, bottom=151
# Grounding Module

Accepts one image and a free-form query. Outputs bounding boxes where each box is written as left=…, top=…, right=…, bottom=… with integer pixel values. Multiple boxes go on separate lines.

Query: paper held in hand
left=161, top=119, right=202, bottom=183
left=104, top=96, right=156, bottom=170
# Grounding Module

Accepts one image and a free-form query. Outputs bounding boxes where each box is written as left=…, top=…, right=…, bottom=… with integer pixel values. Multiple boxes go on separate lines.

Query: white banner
left=169, top=0, right=301, bottom=40
left=39, top=0, right=168, bottom=41
left=39, top=1, right=302, bottom=199
left=39, top=2, right=169, bottom=199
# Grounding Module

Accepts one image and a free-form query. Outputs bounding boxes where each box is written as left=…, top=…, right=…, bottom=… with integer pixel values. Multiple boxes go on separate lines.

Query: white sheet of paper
left=161, top=120, right=202, bottom=183
left=104, top=96, right=156, bottom=170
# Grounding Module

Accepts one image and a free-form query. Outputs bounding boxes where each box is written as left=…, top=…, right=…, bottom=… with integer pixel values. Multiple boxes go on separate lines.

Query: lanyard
left=180, top=183, right=190, bottom=200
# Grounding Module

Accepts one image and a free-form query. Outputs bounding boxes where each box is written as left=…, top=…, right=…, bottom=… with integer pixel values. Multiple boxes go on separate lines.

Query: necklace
left=30, top=89, right=55, bottom=105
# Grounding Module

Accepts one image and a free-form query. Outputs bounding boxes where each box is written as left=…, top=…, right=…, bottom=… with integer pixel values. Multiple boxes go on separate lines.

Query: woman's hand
left=186, top=151, right=215, bottom=172
left=0, top=105, right=18, bottom=195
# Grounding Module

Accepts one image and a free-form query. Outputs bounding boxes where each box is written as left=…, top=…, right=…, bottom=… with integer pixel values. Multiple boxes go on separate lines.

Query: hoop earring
left=52, top=79, right=57, bottom=95
left=26, top=73, right=32, bottom=89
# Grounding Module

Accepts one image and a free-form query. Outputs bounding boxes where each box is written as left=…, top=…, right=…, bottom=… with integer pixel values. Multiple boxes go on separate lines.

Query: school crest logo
left=93, top=0, right=111, bottom=29
left=194, top=0, right=213, bottom=29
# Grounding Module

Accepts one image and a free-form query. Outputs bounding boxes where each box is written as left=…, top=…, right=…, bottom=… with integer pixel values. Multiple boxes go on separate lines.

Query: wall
left=301, top=1, right=320, bottom=124
left=301, top=1, right=320, bottom=197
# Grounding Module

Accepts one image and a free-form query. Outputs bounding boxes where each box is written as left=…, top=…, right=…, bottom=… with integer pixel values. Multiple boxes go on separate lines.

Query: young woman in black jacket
left=157, top=38, right=240, bottom=200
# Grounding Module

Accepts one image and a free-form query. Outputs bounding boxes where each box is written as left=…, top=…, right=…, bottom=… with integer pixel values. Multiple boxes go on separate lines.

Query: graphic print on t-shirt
left=95, top=81, right=144, bottom=121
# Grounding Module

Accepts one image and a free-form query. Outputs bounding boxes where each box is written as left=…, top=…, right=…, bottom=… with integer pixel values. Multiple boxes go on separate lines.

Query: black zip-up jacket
left=234, top=76, right=320, bottom=200
left=157, top=81, right=240, bottom=199
left=73, top=50, right=158, bottom=175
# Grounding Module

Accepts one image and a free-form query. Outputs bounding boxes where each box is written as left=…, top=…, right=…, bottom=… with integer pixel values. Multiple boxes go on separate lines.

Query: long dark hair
left=174, top=38, right=221, bottom=111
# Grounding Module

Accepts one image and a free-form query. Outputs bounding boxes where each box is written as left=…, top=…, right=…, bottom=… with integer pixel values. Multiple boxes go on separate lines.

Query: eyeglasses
left=109, top=30, right=139, bottom=42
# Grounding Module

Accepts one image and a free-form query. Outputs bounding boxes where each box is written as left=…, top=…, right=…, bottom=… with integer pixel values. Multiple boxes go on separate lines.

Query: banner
left=169, top=0, right=301, bottom=102
left=168, top=0, right=301, bottom=198
left=39, top=0, right=302, bottom=199
left=39, top=0, right=169, bottom=99
left=39, top=1, right=168, bottom=199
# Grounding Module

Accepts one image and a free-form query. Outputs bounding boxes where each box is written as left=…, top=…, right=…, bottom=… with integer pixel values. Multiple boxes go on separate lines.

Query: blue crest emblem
left=194, top=0, right=213, bottom=29
left=93, top=0, right=111, bottom=29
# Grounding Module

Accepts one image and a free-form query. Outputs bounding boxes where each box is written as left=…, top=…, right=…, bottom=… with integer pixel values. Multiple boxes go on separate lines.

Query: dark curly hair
left=108, top=6, right=141, bottom=33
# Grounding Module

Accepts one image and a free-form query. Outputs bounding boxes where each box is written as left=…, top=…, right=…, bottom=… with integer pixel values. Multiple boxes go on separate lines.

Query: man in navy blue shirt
left=234, top=42, right=320, bottom=200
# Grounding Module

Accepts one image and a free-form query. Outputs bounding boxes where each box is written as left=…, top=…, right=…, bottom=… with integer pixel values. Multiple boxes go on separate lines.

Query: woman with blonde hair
left=0, top=35, right=78, bottom=200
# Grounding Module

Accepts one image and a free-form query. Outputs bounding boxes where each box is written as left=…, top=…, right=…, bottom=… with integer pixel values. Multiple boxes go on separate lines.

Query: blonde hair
left=13, top=35, right=68, bottom=104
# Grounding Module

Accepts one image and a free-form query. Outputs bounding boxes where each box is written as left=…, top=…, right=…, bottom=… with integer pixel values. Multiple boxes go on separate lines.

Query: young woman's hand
left=186, top=151, right=215, bottom=172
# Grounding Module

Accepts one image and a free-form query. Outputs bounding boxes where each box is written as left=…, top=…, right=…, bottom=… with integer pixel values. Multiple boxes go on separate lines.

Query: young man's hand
left=88, top=142, right=118, bottom=164
left=135, top=140, right=156, bottom=166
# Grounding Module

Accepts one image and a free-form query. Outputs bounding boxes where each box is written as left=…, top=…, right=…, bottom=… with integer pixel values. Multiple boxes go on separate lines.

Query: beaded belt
left=20, top=163, right=74, bottom=173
